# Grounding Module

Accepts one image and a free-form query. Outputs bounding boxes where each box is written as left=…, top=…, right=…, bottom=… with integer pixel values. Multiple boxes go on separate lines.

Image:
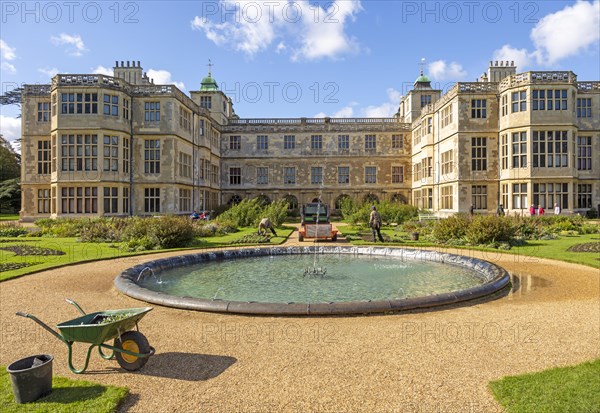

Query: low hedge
left=0, top=222, right=28, bottom=237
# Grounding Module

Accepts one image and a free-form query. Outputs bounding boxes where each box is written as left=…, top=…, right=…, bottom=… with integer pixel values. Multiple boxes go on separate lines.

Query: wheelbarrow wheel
left=114, top=331, right=151, bottom=371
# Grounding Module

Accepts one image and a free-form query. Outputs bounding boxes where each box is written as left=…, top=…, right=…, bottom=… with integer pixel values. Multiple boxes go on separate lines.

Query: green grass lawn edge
left=342, top=227, right=600, bottom=269
left=1, top=366, right=128, bottom=413
left=489, top=358, right=600, bottom=413
left=0, top=227, right=294, bottom=282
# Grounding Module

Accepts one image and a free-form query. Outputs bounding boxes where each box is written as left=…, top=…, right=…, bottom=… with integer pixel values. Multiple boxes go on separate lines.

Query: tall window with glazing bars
left=144, top=139, right=160, bottom=174
left=144, top=102, right=160, bottom=121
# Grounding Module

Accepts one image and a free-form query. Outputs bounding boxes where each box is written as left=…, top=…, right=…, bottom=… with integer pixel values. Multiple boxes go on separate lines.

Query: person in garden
left=537, top=205, right=545, bottom=215
left=554, top=203, right=561, bottom=215
left=190, top=211, right=200, bottom=222
left=369, top=206, right=384, bottom=242
left=258, top=217, right=277, bottom=236
left=529, top=204, right=536, bottom=217
left=496, top=204, right=505, bottom=217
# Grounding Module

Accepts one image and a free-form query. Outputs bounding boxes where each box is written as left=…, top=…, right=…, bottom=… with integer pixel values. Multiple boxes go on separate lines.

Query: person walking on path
left=529, top=204, right=536, bottom=217
left=369, top=206, right=384, bottom=242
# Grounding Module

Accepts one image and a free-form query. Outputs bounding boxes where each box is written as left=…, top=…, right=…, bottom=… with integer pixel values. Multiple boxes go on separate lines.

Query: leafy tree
left=0, top=87, right=22, bottom=108
left=0, top=135, right=20, bottom=180
left=0, top=135, right=21, bottom=213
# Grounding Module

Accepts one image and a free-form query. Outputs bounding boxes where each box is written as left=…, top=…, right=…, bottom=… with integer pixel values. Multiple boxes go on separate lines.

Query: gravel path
left=1, top=236, right=598, bottom=412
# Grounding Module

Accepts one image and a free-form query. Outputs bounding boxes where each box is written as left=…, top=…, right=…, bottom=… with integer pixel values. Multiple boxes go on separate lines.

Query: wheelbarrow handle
left=15, top=311, right=65, bottom=343
left=65, top=298, right=86, bottom=315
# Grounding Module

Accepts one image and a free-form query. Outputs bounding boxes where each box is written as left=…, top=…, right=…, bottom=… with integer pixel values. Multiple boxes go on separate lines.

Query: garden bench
left=418, top=214, right=439, bottom=222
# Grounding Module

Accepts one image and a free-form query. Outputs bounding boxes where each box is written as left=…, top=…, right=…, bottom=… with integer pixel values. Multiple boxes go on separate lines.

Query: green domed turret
left=200, top=60, right=219, bottom=91
left=200, top=74, right=218, bottom=91
left=413, top=68, right=432, bottom=90
left=415, top=74, right=431, bottom=83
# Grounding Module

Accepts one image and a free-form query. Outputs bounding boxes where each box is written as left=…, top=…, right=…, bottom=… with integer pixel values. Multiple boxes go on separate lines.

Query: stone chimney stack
left=113, top=59, right=144, bottom=84
left=487, top=59, right=517, bottom=82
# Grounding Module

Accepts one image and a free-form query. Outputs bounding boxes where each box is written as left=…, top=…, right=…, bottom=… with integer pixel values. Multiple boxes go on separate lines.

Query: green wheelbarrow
left=17, top=299, right=155, bottom=374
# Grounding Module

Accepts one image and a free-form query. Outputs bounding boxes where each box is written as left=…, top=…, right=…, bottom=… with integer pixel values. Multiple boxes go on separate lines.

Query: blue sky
left=1, top=0, right=599, bottom=147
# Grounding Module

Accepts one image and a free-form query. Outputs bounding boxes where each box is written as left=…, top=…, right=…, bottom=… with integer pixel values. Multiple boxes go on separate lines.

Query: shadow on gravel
left=139, top=352, right=237, bottom=381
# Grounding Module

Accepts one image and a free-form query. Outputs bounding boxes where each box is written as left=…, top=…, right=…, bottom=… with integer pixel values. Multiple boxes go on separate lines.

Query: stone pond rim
left=114, top=246, right=511, bottom=316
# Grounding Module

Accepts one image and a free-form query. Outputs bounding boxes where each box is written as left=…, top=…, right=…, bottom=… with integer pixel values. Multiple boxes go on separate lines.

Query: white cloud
left=492, top=45, right=532, bottom=70
left=276, top=42, right=287, bottom=53
left=492, top=1, right=599, bottom=67
left=1, top=39, right=17, bottom=73
left=0, top=115, right=21, bottom=148
left=38, top=67, right=60, bottom=78
left=318, top=88, right=400, bottom=119
left=531, top=0, right=599, bottom=65
left=314, top=106, right=354, bottom=118
left=428, top=60, right=467, bottom=81
left=191, top=0, right=363, bottom=61
left=363, top=88, right=402, bottom=118
left=147, top=69, right=185, bottom=90
left=332, top=106, right=354, bottom=118
left=92, top=65, right=113, bottom=76
left=191, top=1, right=277, bottom=55
left=291, top=0, right=362, bottom=61
left=1, top=62, right=16, bottom=74
left=50, top=33, right=86, bottom=56
left=0, top=39, right=16, bottom=61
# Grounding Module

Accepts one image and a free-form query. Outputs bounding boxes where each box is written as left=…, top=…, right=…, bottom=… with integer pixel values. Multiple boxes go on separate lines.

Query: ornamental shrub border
left=403, top=213, right=598, bottom=249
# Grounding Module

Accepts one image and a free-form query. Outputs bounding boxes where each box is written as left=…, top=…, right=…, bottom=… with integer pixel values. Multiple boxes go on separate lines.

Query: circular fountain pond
left=115, top=246, right=510, bottom=315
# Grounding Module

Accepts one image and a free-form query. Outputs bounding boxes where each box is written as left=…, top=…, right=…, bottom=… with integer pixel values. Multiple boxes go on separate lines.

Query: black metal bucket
left=6, top=354, right=53, bottom=403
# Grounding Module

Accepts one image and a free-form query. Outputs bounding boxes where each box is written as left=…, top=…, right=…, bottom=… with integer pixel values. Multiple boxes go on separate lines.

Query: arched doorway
left=363, top=193, right=379, bottom=204
left=334, top=194, right=351, bottom=210
left=390, top=193, right=408, bottom=204
left=255, top=194, right=271, bottom=206
left=283, top=194, right=298, bottom=210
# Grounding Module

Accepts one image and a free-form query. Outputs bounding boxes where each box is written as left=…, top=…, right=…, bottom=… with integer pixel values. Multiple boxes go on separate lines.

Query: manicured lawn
left=341, top=227, right=600, bottom=268
left=489, top=359, right=600, bottom=413
left=0, top=367, right=128, bottom=413
left=0, top=214, right=19, bottom=221
left=509, top=233, right=600, bottom=268
left=0, top=227, right=294, bottom=282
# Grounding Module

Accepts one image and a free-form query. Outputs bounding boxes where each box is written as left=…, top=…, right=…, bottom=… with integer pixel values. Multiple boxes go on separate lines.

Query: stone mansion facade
left=19, top=60, right=599, bottom=220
